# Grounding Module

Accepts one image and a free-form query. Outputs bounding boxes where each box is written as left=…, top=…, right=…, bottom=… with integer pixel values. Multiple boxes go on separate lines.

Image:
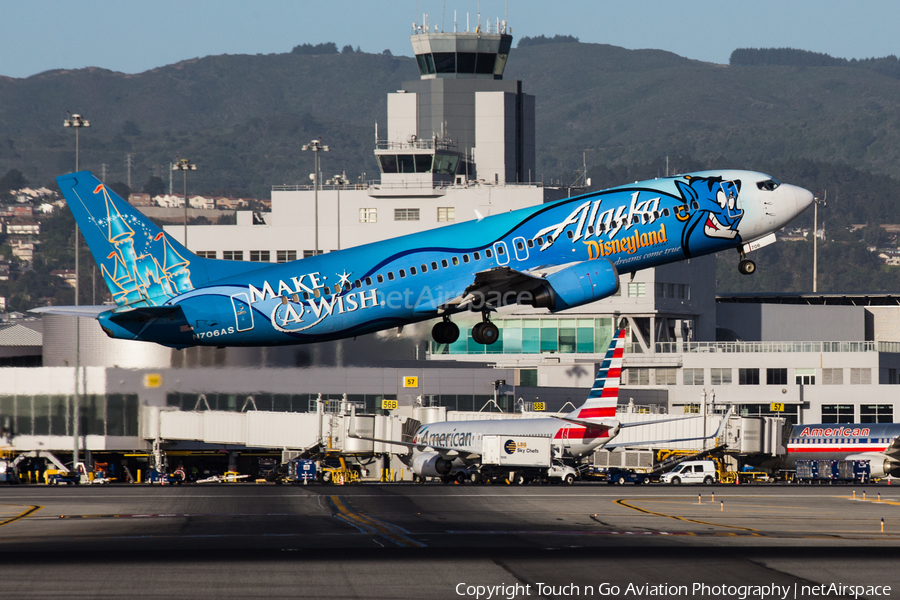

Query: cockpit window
left=756, top=179, right=781, bottom=191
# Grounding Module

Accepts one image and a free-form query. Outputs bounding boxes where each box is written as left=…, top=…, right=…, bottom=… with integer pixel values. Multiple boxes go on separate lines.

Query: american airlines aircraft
left=787, top=424, right=900, bottom=479
left=38, top=170, right=812, bottom=346
left=351, top=329, right=731, bottom=482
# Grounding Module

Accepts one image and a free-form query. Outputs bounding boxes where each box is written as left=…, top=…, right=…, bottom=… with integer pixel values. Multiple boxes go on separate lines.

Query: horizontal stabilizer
left=30, top=305, right=111, bottom=318
left=108, top=306, right=180, bottom=322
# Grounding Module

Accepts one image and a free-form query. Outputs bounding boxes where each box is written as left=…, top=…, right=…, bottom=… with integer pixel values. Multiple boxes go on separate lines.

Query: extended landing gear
left=431, top=316, right=460, bottom=344
left=471, top=313, right=499, bottom=345
left=737, top=248, right=756, bottom=275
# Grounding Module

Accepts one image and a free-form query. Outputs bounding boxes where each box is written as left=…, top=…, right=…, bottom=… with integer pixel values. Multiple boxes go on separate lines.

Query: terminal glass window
left=710, top=368, right=732, bottom=385
left=822, top=368, right=843, bottom=385
left=683, top=368, right=704, bottom=385
left=656, top=368, right=677, bottom=385
left=249, top=251, right=270, bottom=262
left=851, top=368, right=872, bottom=385
left=861, top=404, right=893, bottom=423
left=739, top=368, right=760, bottom=385
left=277, top=250, right=297, bottom=263
left=795, top=368, right=815, bottom=385
left=394, top=208, right=420, bottom=221
left=359, top=208, right=377, bottom=223
left=223, top=250, right=243, bottom=261
left=655, top=283, right=665, bottom=298
left=766, top=368, right=787, bottom=385
left=196, top=251, right=216, bottom=259
left=822, top=404, right=854, bottom=423
left=627, top=282, right=645, bottom=297
left=627, top=368, right=650, bottom=385
left=431, top=317, right=613, bottom=356
left=437, top=207, right=455, bottom=222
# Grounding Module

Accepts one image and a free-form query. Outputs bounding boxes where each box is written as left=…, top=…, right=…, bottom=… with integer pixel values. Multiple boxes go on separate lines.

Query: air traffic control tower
left=379, top=20, right=535, bottom=188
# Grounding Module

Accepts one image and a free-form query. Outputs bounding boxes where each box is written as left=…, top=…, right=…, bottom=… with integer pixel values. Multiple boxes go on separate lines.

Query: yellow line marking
left=615, top=499, right=759, bottom=533
left=330, top=496, right=423, bottom=547
left=0, top=504, right=42, bottom=527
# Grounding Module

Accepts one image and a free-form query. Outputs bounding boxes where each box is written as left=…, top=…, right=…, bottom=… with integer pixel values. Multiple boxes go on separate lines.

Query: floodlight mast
left=302, top=139, right=329, bottom=255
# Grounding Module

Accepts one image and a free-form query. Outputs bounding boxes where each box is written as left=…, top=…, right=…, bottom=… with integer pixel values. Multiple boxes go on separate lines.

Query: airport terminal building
left=1, top=23, right=898, bottom=471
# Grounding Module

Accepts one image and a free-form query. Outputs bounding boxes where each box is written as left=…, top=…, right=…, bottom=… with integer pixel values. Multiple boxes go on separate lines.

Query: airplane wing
left=30, top=305, right=112, bottom=318
left=603, top=406, right=735, bottom=449
left=422, top=264, right=572, bottom=314
left=883, top=436, right=900, bottom=459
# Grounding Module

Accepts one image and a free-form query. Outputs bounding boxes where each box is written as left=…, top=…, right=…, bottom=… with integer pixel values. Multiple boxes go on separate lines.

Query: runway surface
left=1, top=482, right=898, bottom=598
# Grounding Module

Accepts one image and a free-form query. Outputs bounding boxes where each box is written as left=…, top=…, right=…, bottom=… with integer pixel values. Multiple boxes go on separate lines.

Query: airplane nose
left=793, top=185, right=814, bottom=213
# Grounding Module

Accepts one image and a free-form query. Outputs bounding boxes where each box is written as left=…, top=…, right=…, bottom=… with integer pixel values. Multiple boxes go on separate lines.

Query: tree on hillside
left=142, top=176, right=165, bottom=197
left=109, top=181, right=131, bottom=199
left=517, top=35, right=579, bottom=48
left=341, top=45, right=354, bottom=53
left=291, top=42, right=338, bottom=55
left=0, top=169, right=28, bottom=193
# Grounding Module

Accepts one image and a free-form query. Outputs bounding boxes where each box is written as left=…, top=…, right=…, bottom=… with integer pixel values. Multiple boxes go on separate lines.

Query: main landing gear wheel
left=738, top=259, right=756, bottom=275
left=431, top=319, right=460, bottom=344
left=471, top=314, right=499, bottom=345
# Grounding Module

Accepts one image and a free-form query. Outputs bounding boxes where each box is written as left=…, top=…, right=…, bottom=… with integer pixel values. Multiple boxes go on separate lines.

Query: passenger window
left=496, top=246, right=505, bottom=255
left=597, top=224, right=606, bottom=232
left=441, top=259, right=449, bottom=268
left=291, top=293, right=299, bottom=302
left=566, top=230, right=574, bottom=239
left=516, top=241, right=524, bottom=251
left=662, top=208, right=670, bottom=217
left=377, top=275, right=384, bottom=284
left=585, top=226, right=593, bottom=235
left=334, top=284, right=341, bottom=294
left=431, top=261, right=438, bottom=270
left=462, top=254, right=470, bottom=263
left=652, top=211, right=660, bottom=219
left=354, top=280, right=361, bottom=288
left=421, top=264, right=428, bottom=273
left=314, top=289, right=321, bottom=298
left=399, top=269, right=406, bottom=278
left=303, top=292, right=310, bottom=300
left=388, top=272, right=395, bottom=281
left=451, top=257, right=459, bottom=266
left=474, top=252, right=481, bottom=260
left=365, top=277, right=372, bottom=286
left=692, top=201, right=699, bottom=210
left=410, top=266, right=417, bottom=275
left=536, top=236, right=544, bottom=245
left=486, top=249, right=493, bottom=258
left=631, top=216, right=640, bottom=224
left=527, top=239, right=534, bottom=248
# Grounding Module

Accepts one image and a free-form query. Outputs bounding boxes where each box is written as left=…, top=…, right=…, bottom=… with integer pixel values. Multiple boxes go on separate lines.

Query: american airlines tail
left=568, top=328, right=625, bottom=422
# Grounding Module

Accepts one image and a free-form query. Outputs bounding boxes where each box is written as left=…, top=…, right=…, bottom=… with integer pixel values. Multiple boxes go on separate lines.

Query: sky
left=2, top=1, right=899, bottom=79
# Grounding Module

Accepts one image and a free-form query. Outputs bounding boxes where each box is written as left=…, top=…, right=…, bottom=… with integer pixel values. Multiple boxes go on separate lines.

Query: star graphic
left=337, top=270, right=353, bottom=289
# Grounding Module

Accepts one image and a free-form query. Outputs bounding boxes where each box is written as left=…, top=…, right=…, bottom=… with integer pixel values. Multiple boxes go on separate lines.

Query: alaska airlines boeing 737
left=36, top=170, right=812, bottom=347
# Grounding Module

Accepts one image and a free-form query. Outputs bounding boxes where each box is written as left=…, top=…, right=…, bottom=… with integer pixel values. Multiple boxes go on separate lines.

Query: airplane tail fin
left=567, top=328, right=626, bottom=420
left=56, top=171, right=257, bottom=307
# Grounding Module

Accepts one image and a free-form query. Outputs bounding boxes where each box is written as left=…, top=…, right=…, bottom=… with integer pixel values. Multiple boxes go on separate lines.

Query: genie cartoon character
left=674, top=176, right=744, bottom=257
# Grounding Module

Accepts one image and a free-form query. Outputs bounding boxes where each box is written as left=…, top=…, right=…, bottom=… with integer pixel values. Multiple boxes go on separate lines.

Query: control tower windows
left=377, top=154, right=435, bottom=174
left=433, top=52, right=456, bottom=73
left=415, top=52, right=499, bottom=76
left=433, top=154, right=460, bottom=175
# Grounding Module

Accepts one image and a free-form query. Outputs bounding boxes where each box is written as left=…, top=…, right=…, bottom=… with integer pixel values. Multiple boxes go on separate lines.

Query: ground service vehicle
left=606, top=468, right=649, bottom=485
left=470, top=435, right=577, bottom=485
left=660, top=460, right=718, bottom=484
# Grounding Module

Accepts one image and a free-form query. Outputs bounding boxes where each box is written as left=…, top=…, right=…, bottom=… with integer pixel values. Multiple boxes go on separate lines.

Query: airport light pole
left=302, top=139, right=329, bottom=255
left=813, top=191, right=826, bottom=293
left=64, top=112, right=89, bottom=472
left=173, top=158, right=197, bottom=248
left=327, top=172, right=347, bottom=250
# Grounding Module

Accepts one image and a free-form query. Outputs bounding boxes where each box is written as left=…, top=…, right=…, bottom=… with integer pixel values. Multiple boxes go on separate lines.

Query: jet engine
left=527, top=259, right=620, bottom=312
left=845, top=453, right=900, bottom=479
left=412, top=452, right=454, bottom=477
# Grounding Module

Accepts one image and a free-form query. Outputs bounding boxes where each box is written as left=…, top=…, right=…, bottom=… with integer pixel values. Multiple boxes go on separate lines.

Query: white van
left=659, top=460, right=717, bottom=484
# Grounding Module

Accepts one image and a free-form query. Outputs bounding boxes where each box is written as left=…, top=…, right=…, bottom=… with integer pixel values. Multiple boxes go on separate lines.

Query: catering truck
left=473, top=435, right=577, bottom=485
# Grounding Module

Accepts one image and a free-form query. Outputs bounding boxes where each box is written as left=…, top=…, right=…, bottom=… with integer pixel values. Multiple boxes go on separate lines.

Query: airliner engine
left=412, top=452, right=453, bottom=477
left=527, top=260, right=619, bottom=312
left=845, top=453, right=900, bottom=479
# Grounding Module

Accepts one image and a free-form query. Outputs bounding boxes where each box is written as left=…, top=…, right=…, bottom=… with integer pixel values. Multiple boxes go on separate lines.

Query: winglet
left=474, top=209, right=485, bottom=221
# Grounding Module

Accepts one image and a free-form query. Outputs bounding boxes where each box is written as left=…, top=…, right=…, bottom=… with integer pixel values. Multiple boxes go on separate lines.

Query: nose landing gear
left=737, top=249, right=756, bottom=275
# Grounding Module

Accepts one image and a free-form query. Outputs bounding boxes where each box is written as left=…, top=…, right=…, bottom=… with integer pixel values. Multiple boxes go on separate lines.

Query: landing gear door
left=231, top=293, right=254, bottom=332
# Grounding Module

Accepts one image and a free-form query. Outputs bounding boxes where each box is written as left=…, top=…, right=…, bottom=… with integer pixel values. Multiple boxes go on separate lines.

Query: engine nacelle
left=527, top=259, right=620, bottom=312
left=412, top=452, right=454, bottom=477
left=845, top=453, right=900, bottom=479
